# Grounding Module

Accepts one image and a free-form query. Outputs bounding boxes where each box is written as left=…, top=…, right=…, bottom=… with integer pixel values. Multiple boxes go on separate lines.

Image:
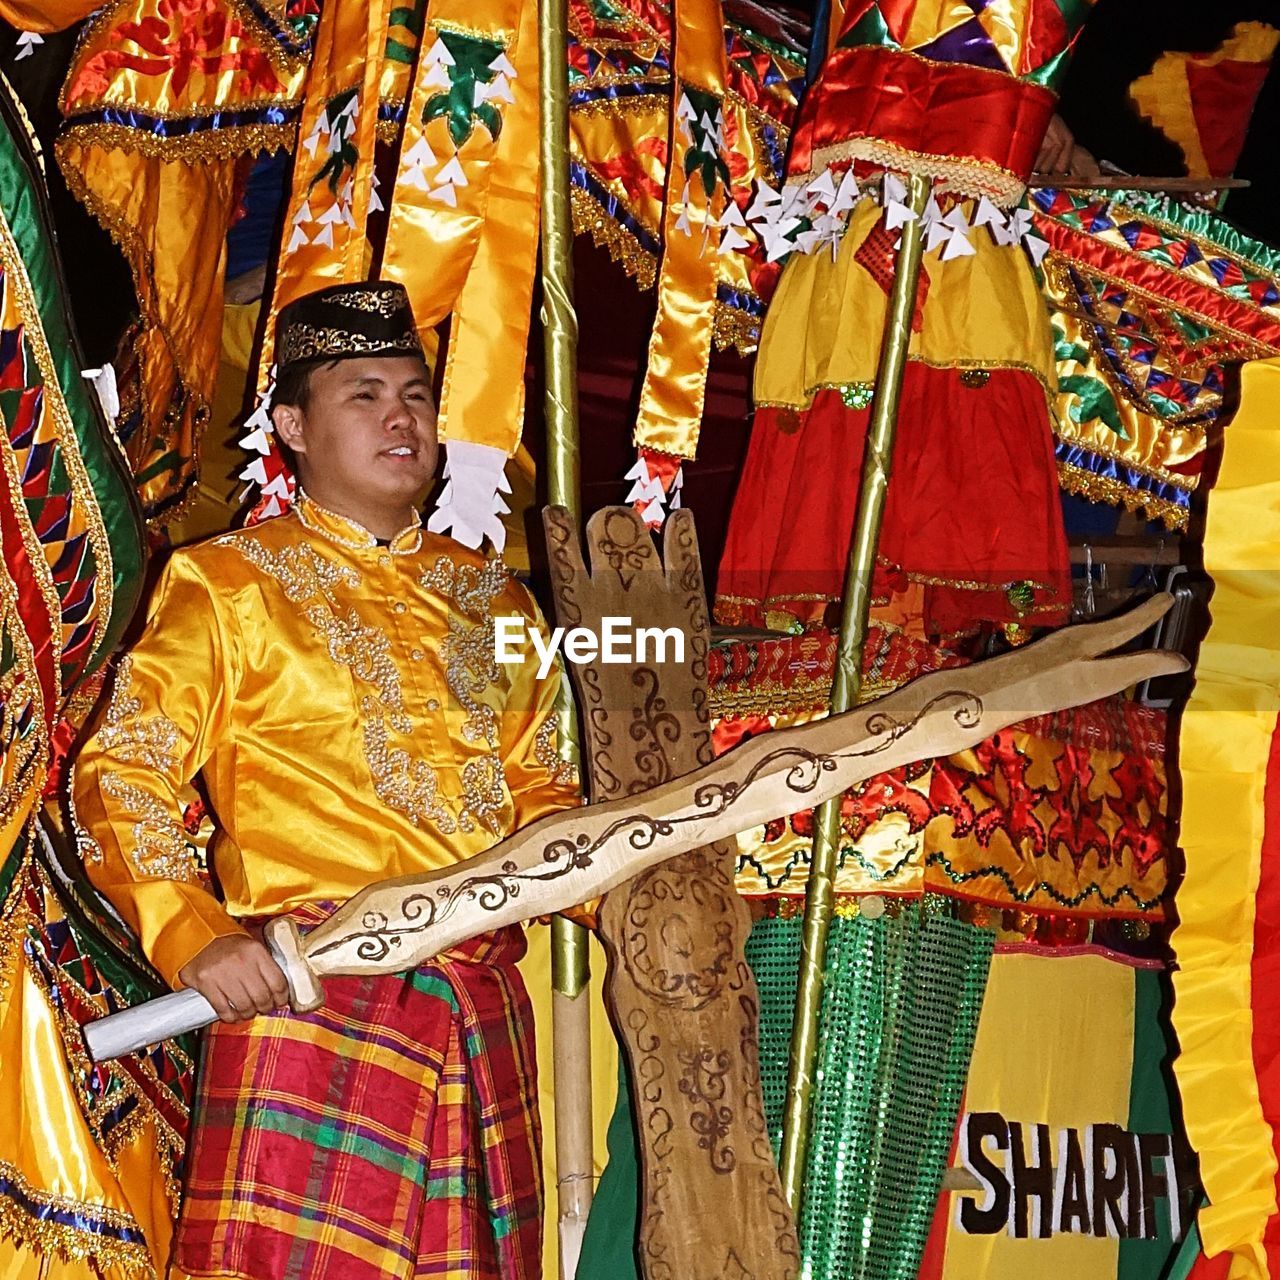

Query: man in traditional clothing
left=73, top=281, right=578, bottom=1280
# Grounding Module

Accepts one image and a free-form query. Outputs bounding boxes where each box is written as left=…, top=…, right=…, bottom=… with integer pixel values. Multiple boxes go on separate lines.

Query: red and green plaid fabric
left=175, top=921, right=541, bottom=1280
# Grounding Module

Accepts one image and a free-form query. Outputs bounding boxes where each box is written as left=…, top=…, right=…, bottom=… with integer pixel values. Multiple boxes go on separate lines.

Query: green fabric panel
left=578, top=1056, right=641, bottom=1280
left=744, top=913, right=803, bottom=1154
left=795, top=901, right=992, bottom=1280
left=1165, top=1216, right=1209, bottom=1280
left=1120, top=968, right=1190, bottom=1280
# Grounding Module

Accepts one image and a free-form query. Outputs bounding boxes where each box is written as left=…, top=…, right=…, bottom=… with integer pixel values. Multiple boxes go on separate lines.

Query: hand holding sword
left=83, top=594, right=1185, bottom=1063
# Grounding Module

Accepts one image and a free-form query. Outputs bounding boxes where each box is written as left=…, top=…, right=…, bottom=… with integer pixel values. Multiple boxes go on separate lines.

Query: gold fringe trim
left=710, top=675, right=833, bottom=719
left=569, top=170, right=763, bottom=353
left=569, top=93, right=667, bottom=121
left=1054, top=421, right=1199, bottom=492
left=1057, top=461, right=1190, bottom=532
left=794, top=136, right=1026, bottom=208
left=713, top=297, right=760, bottom=356
left=0, top=1158, right=156, bottom=1276
left=58, top=119, right=295, bottom=165
left=569, top=178, right=657, bottom=289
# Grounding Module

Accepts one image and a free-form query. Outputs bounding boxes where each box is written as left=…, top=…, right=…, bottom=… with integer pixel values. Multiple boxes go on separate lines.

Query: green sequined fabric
left=745, top=898, right=993, bottom=1280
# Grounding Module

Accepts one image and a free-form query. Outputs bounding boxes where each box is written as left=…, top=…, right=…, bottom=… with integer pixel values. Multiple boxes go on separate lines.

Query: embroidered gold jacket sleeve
left=73, top=499, right=580, bottom=988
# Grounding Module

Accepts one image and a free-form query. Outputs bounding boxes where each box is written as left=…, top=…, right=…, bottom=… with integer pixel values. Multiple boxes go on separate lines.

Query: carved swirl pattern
left=629, top=666, right=683, bottom=792
left=619, top=850, right=737, bottom=1011
left=307, top=691, right=983, bottom=964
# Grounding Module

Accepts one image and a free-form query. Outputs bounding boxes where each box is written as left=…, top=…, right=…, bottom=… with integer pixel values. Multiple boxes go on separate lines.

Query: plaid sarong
left=173, top=918, right=541, bottom=1280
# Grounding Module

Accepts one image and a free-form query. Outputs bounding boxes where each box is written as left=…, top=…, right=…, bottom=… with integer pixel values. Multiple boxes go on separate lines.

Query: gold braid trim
left=570, top=174, right=763, bottom=354
left=570, top=93, right=667, bottom=120
left=58, top=119, right=296, bottom=165
left=0, top=431, right=62, bottom=725
left=569, top=180, right=657, bottom=289
left=794, top=137, right=1026, bottom=208
left=0, top=1158, right=155, bottom=1275
left=756, top=358, right=1056, bottom=413
left=1057, top=461, right=1190, bottom=532
left=713, top=298, right=761, bottom=357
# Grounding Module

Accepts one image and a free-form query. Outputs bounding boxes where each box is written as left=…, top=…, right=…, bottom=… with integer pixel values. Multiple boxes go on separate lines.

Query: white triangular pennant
left=437, top=154, right=469, bottom=187
left=640, top=494, right=667, bottom=526
left=424, top=37, right=455, bottom=65
left=476, top=74, right=515, bottom=105
left=488, top=50, right=517, bottom=78
left=883, top=172, right=908, bottom=205
left=422, top=60, right=452, bottom=88
left=239, top=457, right=269, bottom=486
left=941, top=226, right=977, bottom=260
left=1024, top=233, right=1051, bottom=267
left=241, top=427, right=273, bottom=455
left=405, top=135, right=437, bottom=168
left=806, top=170, right=837, bottom=204
left=830, top=169, right=861, bottom=216
left=973, top=196, right=1004, bottom=229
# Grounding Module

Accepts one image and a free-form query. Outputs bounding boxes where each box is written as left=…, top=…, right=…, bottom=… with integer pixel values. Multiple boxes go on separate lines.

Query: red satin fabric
left=787, top=45, right=1055, bottom=189
left=715, top=365, right=1071, bottom=637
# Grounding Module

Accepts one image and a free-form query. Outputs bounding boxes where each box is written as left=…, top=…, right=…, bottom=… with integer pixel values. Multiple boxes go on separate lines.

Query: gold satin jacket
left=73, top=495, right=579, bottom=987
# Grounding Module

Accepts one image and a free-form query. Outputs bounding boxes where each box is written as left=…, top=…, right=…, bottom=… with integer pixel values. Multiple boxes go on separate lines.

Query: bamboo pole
left=1027, top=175, right=1249, bottom=192
left=538, top=0, right=593, bottom=1275
left=776, top=172, right=932, bottom=1211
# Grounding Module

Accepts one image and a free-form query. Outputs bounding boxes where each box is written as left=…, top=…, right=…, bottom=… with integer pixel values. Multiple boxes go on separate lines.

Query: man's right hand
left=177, top=934, right=291, bottom=1023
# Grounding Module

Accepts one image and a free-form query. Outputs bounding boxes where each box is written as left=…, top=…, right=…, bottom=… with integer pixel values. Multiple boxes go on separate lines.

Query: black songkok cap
left=275, top=281, right=425, bottom=372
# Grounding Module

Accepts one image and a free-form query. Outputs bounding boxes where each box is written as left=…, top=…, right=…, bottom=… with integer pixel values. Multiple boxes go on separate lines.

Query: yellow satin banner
left=1172, top=357, right=1280, bottom=1279
left=432, top=0, right=541, bottom=452
left=54, top=141, right=239, bottom=520
left=375, top=0, right=540, bottom=456
left=382, top=0, right=528, bottom=339
left=633, top=0, right=730, bottom=460
left=258, top=0, right=392, bottom=383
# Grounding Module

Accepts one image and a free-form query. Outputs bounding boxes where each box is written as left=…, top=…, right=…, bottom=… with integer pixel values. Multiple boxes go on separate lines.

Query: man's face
left=272, top=356, right=438, bottom=514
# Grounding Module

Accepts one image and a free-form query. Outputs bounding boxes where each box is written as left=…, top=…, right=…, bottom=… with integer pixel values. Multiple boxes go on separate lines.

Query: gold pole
left=776, top=172, right=931, bottom=1209
left=538, top=0, right=593, bottom=1275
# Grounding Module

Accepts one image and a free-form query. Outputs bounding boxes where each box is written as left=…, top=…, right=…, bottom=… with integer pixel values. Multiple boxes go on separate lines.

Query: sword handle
left=84, top=919, right=326, bottom=1064
left=83, top=987, right=216, bottom=1062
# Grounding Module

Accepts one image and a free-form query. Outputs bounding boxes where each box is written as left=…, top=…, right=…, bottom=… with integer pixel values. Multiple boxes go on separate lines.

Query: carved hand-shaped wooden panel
left=543, top=505, right=800, bottom=1280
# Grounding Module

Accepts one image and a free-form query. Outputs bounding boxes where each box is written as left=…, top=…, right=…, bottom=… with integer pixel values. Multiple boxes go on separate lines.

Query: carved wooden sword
left=83, top=596, right=1184, bottom=1062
